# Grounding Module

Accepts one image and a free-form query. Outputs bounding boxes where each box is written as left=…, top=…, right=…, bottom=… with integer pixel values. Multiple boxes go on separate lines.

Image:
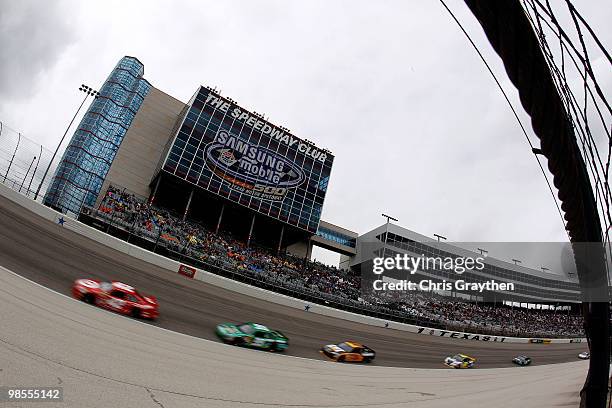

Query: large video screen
left=162, top=86, right=333, bottom=233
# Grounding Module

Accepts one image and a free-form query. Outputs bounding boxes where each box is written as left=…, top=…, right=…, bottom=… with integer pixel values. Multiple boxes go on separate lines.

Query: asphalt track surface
left=1, top=268, right=586, bottom=408
left=0, top=193, right=587, bottom=369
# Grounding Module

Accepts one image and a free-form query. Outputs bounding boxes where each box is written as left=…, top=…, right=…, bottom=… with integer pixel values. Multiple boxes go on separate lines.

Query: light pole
left=381, top=213, right=398, bottom=256
left=34, top=84, right=100, bottom=200
left=477, top=248, right=488, bottom=256
left=434, top=233, right=447, bottom=242
left=512, top=258, right=522, bottom=265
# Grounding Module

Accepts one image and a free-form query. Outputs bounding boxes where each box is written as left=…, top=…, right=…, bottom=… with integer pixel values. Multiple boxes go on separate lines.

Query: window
left=337, top=342, right=354, bottom=352
left=110, top=290, right=126, bottom=299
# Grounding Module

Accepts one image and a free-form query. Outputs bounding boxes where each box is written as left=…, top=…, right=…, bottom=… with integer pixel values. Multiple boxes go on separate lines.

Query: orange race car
left=320, top=341, right=376, bottom=363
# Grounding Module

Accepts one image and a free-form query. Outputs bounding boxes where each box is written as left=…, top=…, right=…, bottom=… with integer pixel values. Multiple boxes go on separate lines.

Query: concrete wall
left=98, top=87, right=186, bottom=203
left=339, top=254, right=351, bottom=271
left=286, top=239, right=311, bottom=258
left=0, top=182, right=585, bottom=344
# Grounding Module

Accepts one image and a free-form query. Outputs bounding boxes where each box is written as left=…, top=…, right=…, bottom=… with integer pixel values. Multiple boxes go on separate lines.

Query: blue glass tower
left=44, top=56, right=151, bottom=215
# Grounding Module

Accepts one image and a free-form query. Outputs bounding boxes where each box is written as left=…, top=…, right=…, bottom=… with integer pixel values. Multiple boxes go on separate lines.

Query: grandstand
left=78, top=184, right=584, bottom=338
left=352, top=224, right=582, bottom=304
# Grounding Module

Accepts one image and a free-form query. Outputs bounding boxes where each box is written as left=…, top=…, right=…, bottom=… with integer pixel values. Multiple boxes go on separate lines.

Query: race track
left=1, top=266, right=587, bottom=408
left=0, top=192, right=587, bottom=369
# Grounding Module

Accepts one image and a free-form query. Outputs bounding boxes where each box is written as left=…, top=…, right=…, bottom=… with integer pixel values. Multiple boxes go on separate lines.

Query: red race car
left=72, top=279, right=159, bottom=320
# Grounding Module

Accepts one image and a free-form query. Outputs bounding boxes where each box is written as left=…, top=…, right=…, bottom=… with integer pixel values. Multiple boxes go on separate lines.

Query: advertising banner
left=163, top=87, right=333, bottom=233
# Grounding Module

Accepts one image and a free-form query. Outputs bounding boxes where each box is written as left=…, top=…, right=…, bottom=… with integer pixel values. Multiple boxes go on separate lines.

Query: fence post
left=26, top=147, right=43, bottom=197
left=19, top=156, right=37, bottom=193
left=3, top=132, right=21, bottom=183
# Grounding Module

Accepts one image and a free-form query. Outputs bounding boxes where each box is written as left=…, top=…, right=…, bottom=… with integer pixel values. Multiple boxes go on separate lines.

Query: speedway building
left=44, top=56, right=581, bottom=308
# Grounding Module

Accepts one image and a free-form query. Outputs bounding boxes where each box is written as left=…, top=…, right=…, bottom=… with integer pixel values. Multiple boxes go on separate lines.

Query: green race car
left=215, top=322, right=289, bottom=351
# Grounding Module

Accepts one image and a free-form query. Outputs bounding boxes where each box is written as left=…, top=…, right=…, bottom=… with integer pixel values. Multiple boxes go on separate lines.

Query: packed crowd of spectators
left=95, top=185, right=584, bottom=338
left=362, top=291, right=583, bottom=337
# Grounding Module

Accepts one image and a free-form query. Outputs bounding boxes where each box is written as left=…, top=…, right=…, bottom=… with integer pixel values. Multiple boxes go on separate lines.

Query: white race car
left=512, top=355, right=532, bottom=366
left=578, top=351, right=590, bottom=360
left=444, top=354, right=476, bottom=369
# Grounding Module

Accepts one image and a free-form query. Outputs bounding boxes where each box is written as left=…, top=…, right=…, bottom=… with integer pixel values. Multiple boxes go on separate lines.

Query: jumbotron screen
left=162, top=86, right=334, bottom=233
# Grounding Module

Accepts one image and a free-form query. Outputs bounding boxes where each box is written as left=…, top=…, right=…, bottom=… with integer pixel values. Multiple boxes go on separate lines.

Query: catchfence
left=0, top=122, right=55, bottom=201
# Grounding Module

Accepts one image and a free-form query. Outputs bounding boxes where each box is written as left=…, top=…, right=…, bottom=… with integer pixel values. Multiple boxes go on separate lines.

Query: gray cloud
left=0, top=0, right=75, bottom=100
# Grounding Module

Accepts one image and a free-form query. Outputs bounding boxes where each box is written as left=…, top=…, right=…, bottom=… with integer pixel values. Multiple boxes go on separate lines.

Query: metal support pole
left=26, top=146, right=43, bottom=196
left=4, top=132, right=21, bottom=183
left=306, top=236, right=313, bottom=260
left=182, top=188, right=194, bottom=221
left=18, top=156, right=36, bottom=193
left=277, top=225, right=284, bottom=255
left=149, top=175, right=161, bottom=204
left=126, top=212, right=138, bottom=244
left=381, top=213, right=398, bottom=258
left=246, top=214, right=256, bottom=248
left=383, top=220, right=389, bottom=258
left=153, top=227, right=162, bottom=253
left=215, top=204, right=225, bottom=234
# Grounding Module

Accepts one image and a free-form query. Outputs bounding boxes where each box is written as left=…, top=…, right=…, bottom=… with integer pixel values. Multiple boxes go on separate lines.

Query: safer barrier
left=0, top=182, right=586, bottom=344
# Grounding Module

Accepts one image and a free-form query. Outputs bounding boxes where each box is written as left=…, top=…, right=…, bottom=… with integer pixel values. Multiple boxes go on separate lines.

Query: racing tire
left=363, top=357, right=372, bottom=363
left=83, top=294, right=95, bottom=304
left=338, top=356, right=346, bottom=363
left=131, top=308, right=141, bottom=319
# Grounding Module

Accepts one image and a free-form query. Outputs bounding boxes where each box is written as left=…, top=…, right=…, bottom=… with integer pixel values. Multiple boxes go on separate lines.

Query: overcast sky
left=0, top=0, right=610, bottom=270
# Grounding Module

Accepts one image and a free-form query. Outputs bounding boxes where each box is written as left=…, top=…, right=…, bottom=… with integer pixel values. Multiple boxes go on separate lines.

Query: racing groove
left=0, top=193, right=586, bottom=368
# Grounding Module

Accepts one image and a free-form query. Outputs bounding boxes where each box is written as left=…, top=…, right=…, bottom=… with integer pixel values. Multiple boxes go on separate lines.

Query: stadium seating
left=94, top=185, right=584, bottom=338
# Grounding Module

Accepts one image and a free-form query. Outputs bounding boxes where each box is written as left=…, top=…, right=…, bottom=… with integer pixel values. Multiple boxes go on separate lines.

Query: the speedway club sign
left=204, top=130, right=305, bottom=201
left=416, top=327, right=506, bottom=342
left=204, top=92, right=328, bottom=163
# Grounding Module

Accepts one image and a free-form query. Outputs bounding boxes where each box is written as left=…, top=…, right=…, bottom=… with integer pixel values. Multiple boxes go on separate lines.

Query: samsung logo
left=204, top=130, right=304, bottom=189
